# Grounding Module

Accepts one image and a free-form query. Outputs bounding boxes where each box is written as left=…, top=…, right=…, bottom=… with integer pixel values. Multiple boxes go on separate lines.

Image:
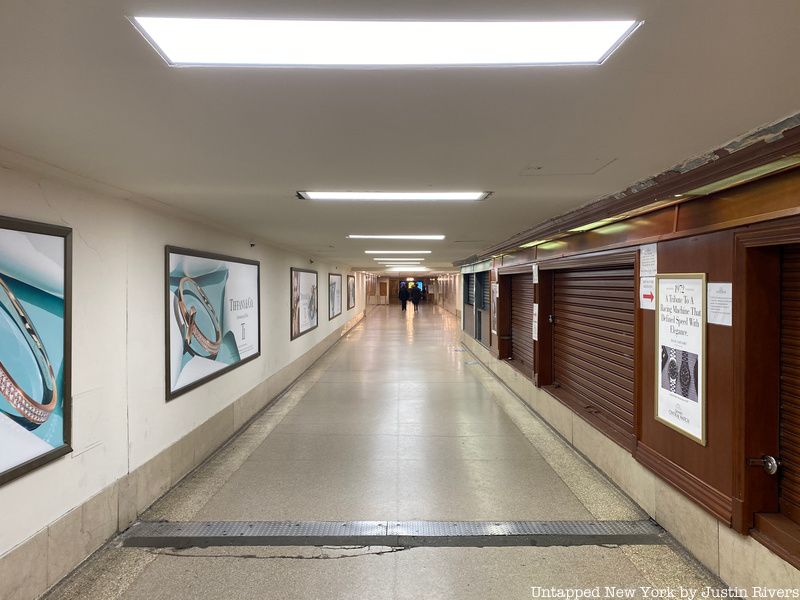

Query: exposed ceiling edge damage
left=456, top=111, right=800, bottom=266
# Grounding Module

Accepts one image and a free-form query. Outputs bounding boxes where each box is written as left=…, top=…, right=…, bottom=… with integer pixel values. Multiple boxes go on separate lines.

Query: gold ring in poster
left=0, top=276, right=58, bottom=426
left=177, top=276, right=222, bottom=358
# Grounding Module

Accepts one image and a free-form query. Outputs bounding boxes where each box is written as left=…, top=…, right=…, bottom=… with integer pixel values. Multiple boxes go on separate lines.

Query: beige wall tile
left=0, top=530, right=48, bottom=600
left=117, top=472, right=137, bottom=531
left=719, top=525, right=800, bottom=591
left=654, top=478, right=720, bottom=574
left=531, top=389, right=574, bottom=443
left=47, top=485, right=118, bottom=588
left=135, top=448, right=171, bottom=514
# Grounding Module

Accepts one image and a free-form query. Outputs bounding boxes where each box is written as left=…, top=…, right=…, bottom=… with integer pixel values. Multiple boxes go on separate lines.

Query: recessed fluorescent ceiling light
left=348, top=234, right=445, bottom=240
left=387, top=266, right=430, bottom=272
left=300, top=192, right=488, bottom=201
left=365, top=250, right=431, bottom=254
left=131, top=18, right=640, bottom=67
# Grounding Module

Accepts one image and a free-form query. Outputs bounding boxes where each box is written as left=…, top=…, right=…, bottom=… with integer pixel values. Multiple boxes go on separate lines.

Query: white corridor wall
left=0, top=159, right=364, bottom=557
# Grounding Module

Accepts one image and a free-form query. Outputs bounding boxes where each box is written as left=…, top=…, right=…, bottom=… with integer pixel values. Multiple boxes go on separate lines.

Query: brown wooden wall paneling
left=551, top=266, right=636, bottom=448
left=510, top=272, right=534, bottom=378
left=637, top=230, right=736, bottom=523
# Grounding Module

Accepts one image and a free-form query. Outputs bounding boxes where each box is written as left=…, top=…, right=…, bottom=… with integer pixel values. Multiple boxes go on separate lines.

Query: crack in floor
left=145, top=546, right=410, bottom=561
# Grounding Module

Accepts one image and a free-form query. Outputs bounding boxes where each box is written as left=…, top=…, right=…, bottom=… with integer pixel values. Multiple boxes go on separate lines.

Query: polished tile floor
left=47, top=305, right=725, bottom=600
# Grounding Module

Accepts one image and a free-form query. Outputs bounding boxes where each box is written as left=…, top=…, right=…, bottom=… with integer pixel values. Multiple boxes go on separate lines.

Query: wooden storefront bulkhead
left=461, top=166, right=800, bottom=566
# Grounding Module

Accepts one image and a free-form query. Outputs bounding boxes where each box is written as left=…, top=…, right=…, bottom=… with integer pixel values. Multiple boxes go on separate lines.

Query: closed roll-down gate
left=511, top=273, right=534, bottom=375
left=552, top=266, right=635, bottom=447
left=780, top=246, right=800, bottom=523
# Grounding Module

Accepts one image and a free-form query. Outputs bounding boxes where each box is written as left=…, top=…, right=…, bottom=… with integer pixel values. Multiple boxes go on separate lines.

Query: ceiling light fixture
left=387, top=266, right=431, bottom=272
left=131, top=18, right=641, bottom=68
left=348, top=234, right=445, bottom=240
left=365, top=250, right=431, bottom=254
left=299, top=191, right=489, bottom=201
left=374, top=258, right=426, bottom=261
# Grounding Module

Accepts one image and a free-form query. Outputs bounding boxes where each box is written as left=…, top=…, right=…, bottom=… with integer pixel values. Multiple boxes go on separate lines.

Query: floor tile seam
left=459, top=343, right=629, bottom=522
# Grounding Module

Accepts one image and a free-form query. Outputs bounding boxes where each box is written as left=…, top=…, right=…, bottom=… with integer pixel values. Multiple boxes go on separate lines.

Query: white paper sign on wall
left=655, top=274, right=706, bottom=445
left=532, top=263, right=539, bottom=284
left=532, top=303, right=539, bottom=341
left=640, top=243, right=658, bottom=277
left=707, top=282, right=733, bottom=326
left=640, top=276, right=656, bottom=310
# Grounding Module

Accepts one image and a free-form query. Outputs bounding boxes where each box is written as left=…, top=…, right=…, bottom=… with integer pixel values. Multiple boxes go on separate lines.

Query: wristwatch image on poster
left=655, top=273, right=706, bottom=445
left=0, top=217, right=72, bottom=486
left=167, top=247, right=260, bottom=400
left=328, top=273, right=342, bottom=320
left=291, top=268, right=318, bottom=340
left=490, top=282, right=499, bottom=335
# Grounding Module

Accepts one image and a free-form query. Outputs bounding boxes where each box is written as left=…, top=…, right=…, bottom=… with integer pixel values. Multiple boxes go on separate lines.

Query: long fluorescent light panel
left=365, top=250, right=431, bottom=254
left=300, top=192, right=488, bottom=201
left=132, top=18, right=640, bottom=67
left=349, top=235, right=445, bottom=240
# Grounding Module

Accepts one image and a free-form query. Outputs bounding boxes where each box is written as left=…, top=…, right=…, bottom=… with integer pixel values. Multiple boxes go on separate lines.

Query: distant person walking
left=399, top=283, right=410, bottom=312
left=410, top=283, right=422, bottom=312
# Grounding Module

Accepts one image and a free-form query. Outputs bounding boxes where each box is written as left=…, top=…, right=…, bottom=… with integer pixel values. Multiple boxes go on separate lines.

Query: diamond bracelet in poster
left=0, top=217, right=72, bottom=486
left=166, top=247, right=260, bottom=400
left=347, top=274, right=356, bottom=310
left=655, top=274, right=706, bottom=445
left=291, top=268, right=318, bottom=340
left=328, top=273, right=342, bottom=320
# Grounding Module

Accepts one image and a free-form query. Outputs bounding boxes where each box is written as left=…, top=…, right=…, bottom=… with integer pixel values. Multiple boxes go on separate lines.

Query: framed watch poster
left=347, top=274, right=356, bottom=310
left=655, top=273, right=706, bottom=445
left=328, top=273, right=342, bottom=320
left=291, top=268, right=318, bottom=340
left=0, top=216, right=72, bottom=486
left=166, top=247, right=260, bottom=401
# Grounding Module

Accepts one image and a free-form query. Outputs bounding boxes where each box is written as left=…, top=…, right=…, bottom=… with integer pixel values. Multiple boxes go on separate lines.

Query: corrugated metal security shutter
left=467, top=274, right=475, bottom=305
left=552, top=266, right=635, bottom=445
left=478, top=271, right=490, bottom=310
left=780, top=246, right=800, bottom=523
left=511, top=273, right=534, bottom=374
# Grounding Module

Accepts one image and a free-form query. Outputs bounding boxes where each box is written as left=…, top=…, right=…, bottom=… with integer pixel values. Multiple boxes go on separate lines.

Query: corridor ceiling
left=1, top=1, right=800, bottom=272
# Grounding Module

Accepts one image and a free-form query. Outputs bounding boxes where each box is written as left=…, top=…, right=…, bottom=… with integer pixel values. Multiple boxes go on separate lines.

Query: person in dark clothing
left=399, top=284, right=410, bottom=311
left=410, top=284, right=422, bottom=312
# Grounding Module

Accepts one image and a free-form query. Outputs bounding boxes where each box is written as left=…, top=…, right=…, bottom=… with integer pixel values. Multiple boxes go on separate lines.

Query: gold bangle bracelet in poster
left=0, top=276, right=58, bottom=426
left=177, top=276, right=222, bottom=358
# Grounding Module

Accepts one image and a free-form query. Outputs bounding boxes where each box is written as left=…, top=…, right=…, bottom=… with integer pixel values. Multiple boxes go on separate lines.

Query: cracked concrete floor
left=45, top=306, right=726, bottom=600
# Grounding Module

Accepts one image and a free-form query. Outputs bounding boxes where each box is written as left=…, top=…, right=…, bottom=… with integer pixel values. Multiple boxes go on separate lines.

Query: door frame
left=733, top=217, right=800, bottom=552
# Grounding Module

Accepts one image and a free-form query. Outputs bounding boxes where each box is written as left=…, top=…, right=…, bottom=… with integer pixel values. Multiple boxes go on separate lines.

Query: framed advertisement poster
left=0, top=216, right=72, bottom=486
left=490, top=282, right=499, bottom=335
left=166, top=247, right=261, bottom=401
left=329, top=273, right=342, bottom=320
left=655, top=273, right=706, bottom=445
left=347, top=274, right=356, bottom=310
left=291, top=268, right=318, bottom=340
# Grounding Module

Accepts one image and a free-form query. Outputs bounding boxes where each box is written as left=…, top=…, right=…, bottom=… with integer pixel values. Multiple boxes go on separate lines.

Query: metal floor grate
left=122, top=519, right=664, bottom=549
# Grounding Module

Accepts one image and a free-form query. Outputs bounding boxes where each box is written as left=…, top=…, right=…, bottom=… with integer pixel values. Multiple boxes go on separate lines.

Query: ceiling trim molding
left=455, top=111, right=800, bottom=266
